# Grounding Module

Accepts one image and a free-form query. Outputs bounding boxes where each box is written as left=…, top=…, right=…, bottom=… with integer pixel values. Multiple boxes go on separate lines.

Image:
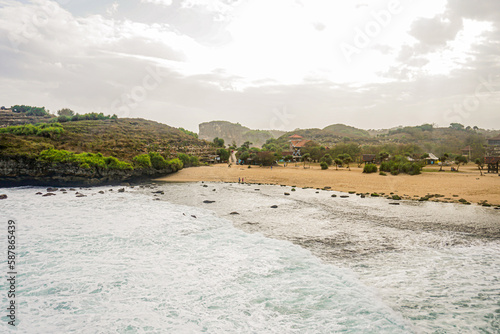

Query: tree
left=334, top=158, right=342, bottom=170
left=449, top=123, right=464, bottom=131
left=320, top=154, right=333, bottom=166
left=320, top=161, right=328, bottom=169
left=454, top=155, right=468, bottom=171
left=338, top=153, right=352, bottom=171
left=377, top=151, right=389, bottom=161
left=439, top=153, right=449, bottom=171
left=213, top=137, right=225, bottom=148
left=216, top=148, right=229, bottom=162
left=57, top=108, right=75, bottom=117
left=475, top=158, right=484, bottom=176
left=302, top=153, right=310, bottom=168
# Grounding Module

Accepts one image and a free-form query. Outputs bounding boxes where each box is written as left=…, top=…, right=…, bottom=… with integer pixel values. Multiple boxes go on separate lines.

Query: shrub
left=0, top=123, right=64, bottom=137
left=320, top=161, right=329, bottom=169
left=320, top=154, right=333, bottom=166
left=38, top=148, right=132, bottom=170
left=167, top=158, right=183, bottom=172
left=363, top=164, right=378, bottom=173
left=177, top=153, right=190, bottom=166
left=379, top=171, right=387, bottom=176
left=133, top=154, right=152, bottom=168
left=189, top=155, right=199, bottom=166
left=148, top=152, right=168, bottom=169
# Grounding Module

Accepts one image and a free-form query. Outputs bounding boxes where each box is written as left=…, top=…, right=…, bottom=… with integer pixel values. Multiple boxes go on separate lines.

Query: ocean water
left=0, top=184, right=499, bottom=333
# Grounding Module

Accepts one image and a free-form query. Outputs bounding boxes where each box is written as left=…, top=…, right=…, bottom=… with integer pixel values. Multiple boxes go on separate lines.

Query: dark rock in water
left=212, top=189, right=216, bottom=191
left=152, top=191, right=164, bottom=194
left=331, top=194, right=337, bottom=198
left=98, top=191, right=105, bottom=194
left=315, top=191, right=319, bottom=193
left=70, top=188, right=76, bottom=191
left=191, top=215, right=197, bottom=218
left=389, top=202, right=400, bottom=205
left=118, top=188, right=125, bottom=193
left=47, top=187, right=58, bottom=192
left=109, top=189, right=113, bottom=191
left=254, top=189, right=260, bottom=191
left=284, top=192, right=290, bottom=196
left=392, top=195, right=402, bottom=200
left=324, top=186, right=331, bottom=189
left=348, top=191, right=356, bottom=194
left=340, top=195, right=349, bottom=198
left=0, top=194, right=7, bottom=199
left=60, top=189, right=67, bottom=192
left=35, top=192, right=42, bottom=195
left=291, top=188, right=296, bottom=192
left=76, top=194, right=86, bottom=197
left=360, top=195, right=366, bottom=198
left=243, top=222, right=259, bottom=225
left=43, top=193, right=56, bottom=197
left=230, top=212, right=240, bottom=215
left=270, top=205, right=278, bottom=208
left=203, top=200, right=215, bottom=204
left=203, top=185, right=208, bottom=187
left=154, top=198, right=160, bottom=201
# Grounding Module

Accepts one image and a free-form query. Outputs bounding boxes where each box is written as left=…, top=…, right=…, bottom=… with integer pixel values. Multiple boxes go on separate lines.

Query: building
left=485, top=156, right=500, bottom=174
left=288, top=134, right=311, bottom=158
left=362, top=154, right=376, bottom=164
left=487, top=134, right=500, bottom=146
left=425, top=153, right=439, bottom=165
left=461, top=146, right=472, bottom=160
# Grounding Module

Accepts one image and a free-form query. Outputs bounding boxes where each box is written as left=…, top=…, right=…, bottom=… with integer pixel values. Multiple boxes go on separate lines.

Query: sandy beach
left=157, top=163, right=500, bottom=205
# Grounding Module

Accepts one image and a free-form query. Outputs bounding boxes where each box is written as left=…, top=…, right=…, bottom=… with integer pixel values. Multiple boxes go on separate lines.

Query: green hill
left=322, top=124, right=370, bottom=138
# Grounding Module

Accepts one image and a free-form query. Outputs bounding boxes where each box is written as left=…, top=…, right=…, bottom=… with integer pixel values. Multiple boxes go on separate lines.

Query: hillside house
left=461, top=146, right=472, bottom=160
left=289, top=134, right=311, bottom=158
left=362, top=154, right=376, bottom=164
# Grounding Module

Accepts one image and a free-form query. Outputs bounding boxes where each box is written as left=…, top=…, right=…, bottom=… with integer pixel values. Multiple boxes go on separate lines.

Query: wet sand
left=156, top=164, right=500, bottom=205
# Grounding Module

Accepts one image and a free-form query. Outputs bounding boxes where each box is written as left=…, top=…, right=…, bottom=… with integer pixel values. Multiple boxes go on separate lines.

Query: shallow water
left=0, top=183, right=498, bottom=333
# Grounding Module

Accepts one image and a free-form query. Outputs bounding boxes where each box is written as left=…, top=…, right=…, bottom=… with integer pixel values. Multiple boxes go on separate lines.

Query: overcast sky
left=1, top=0, right=499, bottom=132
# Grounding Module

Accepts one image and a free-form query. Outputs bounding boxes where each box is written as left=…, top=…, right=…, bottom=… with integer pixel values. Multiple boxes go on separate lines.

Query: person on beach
left=238, top=177, right=241, bottom=183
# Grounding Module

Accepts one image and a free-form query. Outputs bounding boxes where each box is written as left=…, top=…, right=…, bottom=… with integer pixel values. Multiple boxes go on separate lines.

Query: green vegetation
left=363, top=163, right=378, bottom=173
left=179, top=128, right=198, bottom=138
left=133, top=154, right=152, bottom=168
left=0, top=123, right=64, bottom=138
left=213, top=137, right=225, bottom=147
left=11, top=105, right=49, bottom=116
left=320, top=161, right=328, bottom=170
left=380, top=156, right=422, bottom=175
left=53, top=112, right=117, bottom=123
left=454, top=155, right=468, bottom=171
left=39, top=148, right=133, bottom=170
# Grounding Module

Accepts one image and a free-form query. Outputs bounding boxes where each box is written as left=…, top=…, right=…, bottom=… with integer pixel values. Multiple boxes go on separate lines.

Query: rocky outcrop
left=0, top=155, right=174, bottom=187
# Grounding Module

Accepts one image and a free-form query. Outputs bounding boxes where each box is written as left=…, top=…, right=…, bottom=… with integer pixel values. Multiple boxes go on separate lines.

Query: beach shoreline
left=156, top=163, right=500, bottom=206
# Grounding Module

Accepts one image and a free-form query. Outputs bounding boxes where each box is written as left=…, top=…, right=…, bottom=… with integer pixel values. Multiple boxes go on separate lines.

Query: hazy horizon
left=1, top=0, right=500, bottom=133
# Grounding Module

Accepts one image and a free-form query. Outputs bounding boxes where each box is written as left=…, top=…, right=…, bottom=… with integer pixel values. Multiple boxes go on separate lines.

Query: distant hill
left=322, top=124, right=370, bottom=138
left=199, top=121, right=285, bottom=147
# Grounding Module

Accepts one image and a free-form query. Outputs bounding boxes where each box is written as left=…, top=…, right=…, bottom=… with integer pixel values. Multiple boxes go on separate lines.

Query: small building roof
left=362, top=154, right=376, bottom=162
left=485, top=156, right=500, bottom=164
left=461, top=146, right=472, bottom=151
left=426, top=153, right=439, bottom=160
left=289, top=134, right=303, bottom=139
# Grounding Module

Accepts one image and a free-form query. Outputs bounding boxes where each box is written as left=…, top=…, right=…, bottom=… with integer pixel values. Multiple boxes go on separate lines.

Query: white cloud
left=141, top=0, right=173, bottom=6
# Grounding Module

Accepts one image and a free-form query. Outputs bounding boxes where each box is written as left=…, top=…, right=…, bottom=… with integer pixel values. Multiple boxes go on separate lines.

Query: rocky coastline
left=0, top=155, right=175, bottom=187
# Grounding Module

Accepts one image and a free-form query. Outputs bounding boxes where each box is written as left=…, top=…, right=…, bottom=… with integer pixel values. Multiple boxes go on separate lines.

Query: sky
left=0, top=0, right=499, bottom=132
